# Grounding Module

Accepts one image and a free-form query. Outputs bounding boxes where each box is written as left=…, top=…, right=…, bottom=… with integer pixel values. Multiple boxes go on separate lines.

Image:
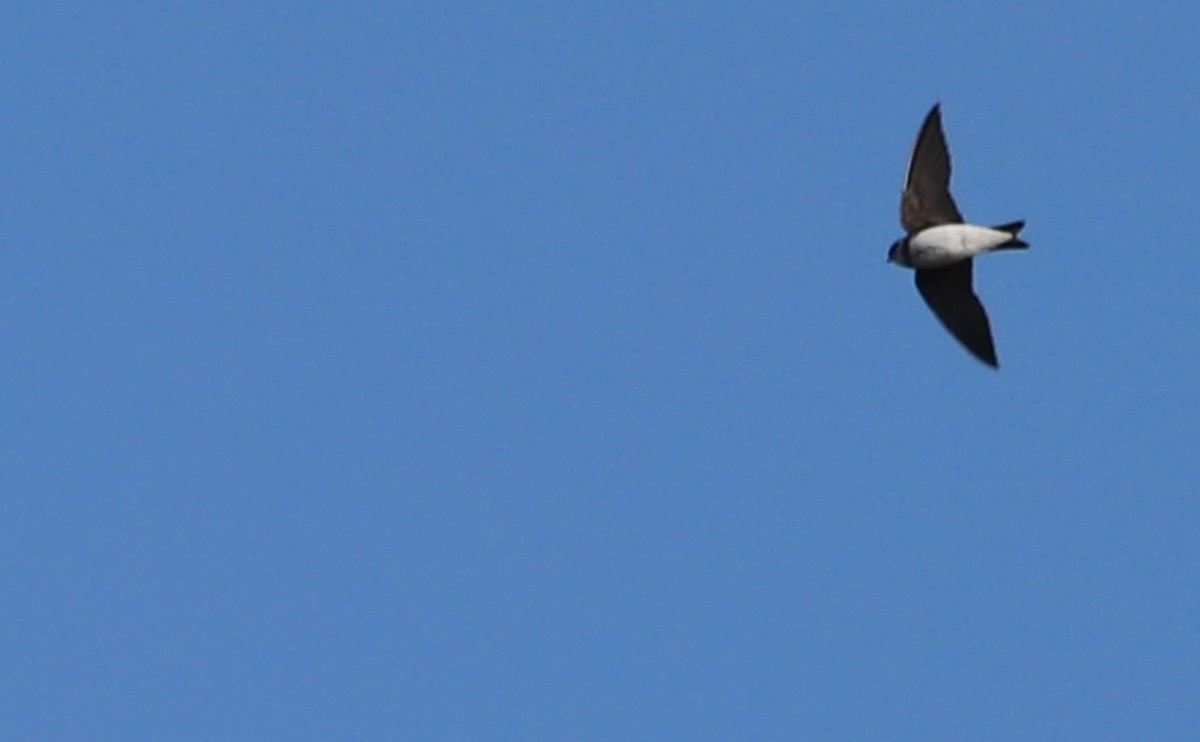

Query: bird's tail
left=991, top=220, right=1029, bottom=249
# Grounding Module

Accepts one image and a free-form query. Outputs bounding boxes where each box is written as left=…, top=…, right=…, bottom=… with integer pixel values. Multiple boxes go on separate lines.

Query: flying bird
left=887, top=104, right=1028, bottom=368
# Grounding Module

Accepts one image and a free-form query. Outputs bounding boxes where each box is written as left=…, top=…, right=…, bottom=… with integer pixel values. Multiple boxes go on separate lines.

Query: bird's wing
left=914, top=260, right=998, bottom=367
left=900, top=104, right=964, bottom=232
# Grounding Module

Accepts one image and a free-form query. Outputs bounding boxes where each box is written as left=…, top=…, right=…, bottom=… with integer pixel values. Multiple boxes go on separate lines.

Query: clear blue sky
left=2, top=3, right=1198, bottom=739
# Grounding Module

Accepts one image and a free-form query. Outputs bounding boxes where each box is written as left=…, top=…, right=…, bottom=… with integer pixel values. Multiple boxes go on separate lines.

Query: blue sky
left=2, top=3, right=1198, bottom=739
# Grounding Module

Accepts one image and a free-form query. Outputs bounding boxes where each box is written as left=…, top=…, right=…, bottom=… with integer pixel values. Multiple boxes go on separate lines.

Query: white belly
left=908, top=224, right=1014, bottom=268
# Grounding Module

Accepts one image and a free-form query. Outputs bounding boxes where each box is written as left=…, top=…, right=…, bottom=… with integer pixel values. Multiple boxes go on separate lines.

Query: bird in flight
left=887, top=104, right=1028, bottom=368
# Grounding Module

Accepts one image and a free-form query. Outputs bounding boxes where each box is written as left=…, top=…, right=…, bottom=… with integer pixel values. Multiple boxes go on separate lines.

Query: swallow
left=887, top=104, right=1028, bottom=368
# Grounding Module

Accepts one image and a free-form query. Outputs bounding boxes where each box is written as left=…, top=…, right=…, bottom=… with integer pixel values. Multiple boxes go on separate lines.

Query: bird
left=887, top=104, right=1028, bottom=368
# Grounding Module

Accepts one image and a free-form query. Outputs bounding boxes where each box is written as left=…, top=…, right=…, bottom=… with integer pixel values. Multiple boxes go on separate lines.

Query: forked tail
left=991, top=220, right=1029, bottom=249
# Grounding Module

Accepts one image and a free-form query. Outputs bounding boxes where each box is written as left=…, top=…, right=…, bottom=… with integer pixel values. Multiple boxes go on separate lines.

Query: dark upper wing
left=914, top=260, right=998, bottom=367
left=900, top=104, right=963, bottom=232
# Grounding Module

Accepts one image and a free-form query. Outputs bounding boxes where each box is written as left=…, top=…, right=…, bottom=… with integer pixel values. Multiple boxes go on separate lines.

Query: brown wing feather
left=900, top=104, right=964, bottom=232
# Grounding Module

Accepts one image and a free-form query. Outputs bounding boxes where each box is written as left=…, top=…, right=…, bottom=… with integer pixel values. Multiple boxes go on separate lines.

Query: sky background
left=1, top=2, right=1198, bottom=740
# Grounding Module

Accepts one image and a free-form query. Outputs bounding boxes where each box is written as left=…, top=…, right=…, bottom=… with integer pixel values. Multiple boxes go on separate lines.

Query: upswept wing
left=900, top=104, right=963, bottom=232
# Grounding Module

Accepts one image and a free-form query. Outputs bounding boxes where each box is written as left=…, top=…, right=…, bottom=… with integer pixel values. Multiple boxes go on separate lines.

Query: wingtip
left=977, top=347, right=999, bottom=368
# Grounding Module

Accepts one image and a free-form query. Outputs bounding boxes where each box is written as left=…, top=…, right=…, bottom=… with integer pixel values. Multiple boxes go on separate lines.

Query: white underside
left=908, top=223, right=1013, bottom=269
